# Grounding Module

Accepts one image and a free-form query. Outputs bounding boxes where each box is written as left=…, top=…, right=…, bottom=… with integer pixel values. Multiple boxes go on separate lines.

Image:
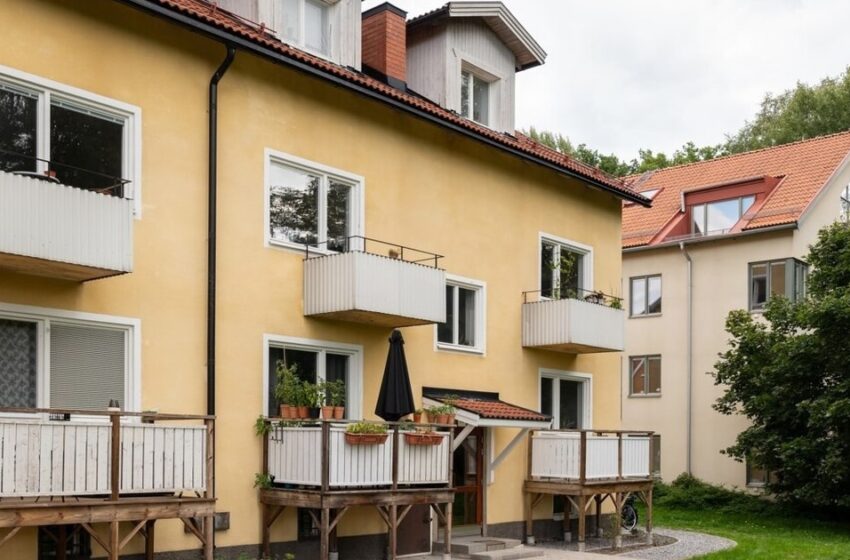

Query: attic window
left=641, top=189, right=661, bottom=200
left=461, top=70, right=490, bottom=126
left=275, top=0, right=332, bottom=57
left=692, top=195, right=755, bottom=235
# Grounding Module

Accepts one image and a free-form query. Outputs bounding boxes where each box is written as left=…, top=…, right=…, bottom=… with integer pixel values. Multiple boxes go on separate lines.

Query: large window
left=0, top=68, right=138, bottom=201
left=691, top=195, right=756, bottom=235
left=436, top=276, right=486, bottom=354
left=540, top=236, right=591, bottom=300
left=539, top=371, right=591, bottom=430
left=0, top=306, right=136, bottom=413
left=266, top=151, right=362, bottom=252
left=460, top=69, right=491, bottom=126
left=749, top=258, right=807, bottom=311
left=629, top=355, right=661, bottom=396
left=265, top=336, right=362, bottom=418
left=630, top=274, right=662, bottom=316
left=841, top=184, right=850, bottom=222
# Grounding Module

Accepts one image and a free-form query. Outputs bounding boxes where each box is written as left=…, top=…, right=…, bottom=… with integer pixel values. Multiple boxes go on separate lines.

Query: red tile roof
left=623, top=131, right=850, bottom=248
left=451, top=398, right=550, bottom=422
left=126, top=0, right=646, bottom=203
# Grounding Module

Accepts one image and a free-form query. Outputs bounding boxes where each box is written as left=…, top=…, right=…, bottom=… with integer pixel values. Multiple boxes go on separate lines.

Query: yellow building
left=0, top=0, right=651, bottom=558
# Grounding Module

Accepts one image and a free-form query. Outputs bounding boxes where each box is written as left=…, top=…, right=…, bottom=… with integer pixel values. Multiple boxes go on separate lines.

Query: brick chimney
left=362, top=2, right=407, bottom=89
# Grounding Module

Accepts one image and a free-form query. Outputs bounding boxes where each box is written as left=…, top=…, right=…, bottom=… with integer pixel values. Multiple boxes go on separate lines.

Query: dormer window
left=278, top=0, right=331, bottom=56
left=692, top=195, right=755, bottom=235
left=461, top=69, right=491, bottom=126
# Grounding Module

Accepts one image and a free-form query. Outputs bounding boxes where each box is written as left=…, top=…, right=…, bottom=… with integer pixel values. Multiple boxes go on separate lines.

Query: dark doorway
left=453, top=427, right=484, bottom=530
left=397, top=504, right=432, bottom=556
left=38, top=525, right=91, bottom=560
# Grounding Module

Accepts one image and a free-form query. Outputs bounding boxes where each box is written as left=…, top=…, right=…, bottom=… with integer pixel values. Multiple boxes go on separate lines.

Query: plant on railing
left=301, top=381, right=323, bottom=419
left=274, top=362, right=301, bottom=419
left=427, top=401, right=456, bottom=426
left=255, top=415, right=271, bottom=436
left=326, top=379, right=346, bottom=419
left=344, top=421, right=389, bottom=445
left=609, top=298, right=623, bottom=310
left=254, top=472, right=274, bottom=489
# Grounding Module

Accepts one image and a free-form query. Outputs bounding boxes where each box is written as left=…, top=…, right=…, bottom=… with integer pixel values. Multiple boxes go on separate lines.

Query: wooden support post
left=595, top=495, right=603, bottom=538
left=145, top=520, right=156, bottom=560
left=110, top=413, right=121, bottom=501
left=525, top=491, right=535, bottom=545
left=0, top=527, right=21, bottom=550
left=204, top=514, right=214, bottom=560
left=109, top=520, right=120, bottom=560
left=579, top=431, right=587, bottom=485
left=646, top=486, right=654, bottom=545
left=57, top=526, right=67, bottom=560
left=618, top=432, right=623, bottom=480
left=262, top=505, right=271, bottom=559
left=443, top=501, right=453, bottom=560
left=388, top=504, right=398, bottom=560
left=577, top=495, right=587, bottom=552
left=321, top=421, right=330, bottom=493
left=206, top=418, right=215, bottom=499
left=320, top=507, right=330, bottom=560
left=562, top=495, right=572, bottom=543
left=613, top=493, right=623, bottom=550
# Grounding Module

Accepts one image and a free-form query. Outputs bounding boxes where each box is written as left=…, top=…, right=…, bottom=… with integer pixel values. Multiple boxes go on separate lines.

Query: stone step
left=434, top=537, right=523, bottom=556
left=469, top=545, right=544, bottom=560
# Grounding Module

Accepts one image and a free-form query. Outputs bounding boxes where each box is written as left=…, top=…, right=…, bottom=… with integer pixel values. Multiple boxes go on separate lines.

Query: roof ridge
left=627, top=128, right=850, bottom=179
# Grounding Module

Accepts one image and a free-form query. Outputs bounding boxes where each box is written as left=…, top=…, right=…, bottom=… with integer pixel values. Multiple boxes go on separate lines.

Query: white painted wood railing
left=0, top=412, right=211, bottom=498
left=530, top=430, right=652, bottom=481
left=0, top=170, right=133, bottom=274
left=266, top=423, right=451, bottom=490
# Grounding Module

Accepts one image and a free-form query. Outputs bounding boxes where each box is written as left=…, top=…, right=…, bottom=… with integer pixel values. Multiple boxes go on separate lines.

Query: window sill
left=628, top=393, right=662, bottom=398
left=629, top=313, right=663, bottom=319
left=436, top=342, right=485, bottom=356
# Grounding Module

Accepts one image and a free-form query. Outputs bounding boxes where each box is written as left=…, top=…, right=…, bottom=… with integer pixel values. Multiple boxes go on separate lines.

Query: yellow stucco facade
left=0, top=0, right=628, bottom=556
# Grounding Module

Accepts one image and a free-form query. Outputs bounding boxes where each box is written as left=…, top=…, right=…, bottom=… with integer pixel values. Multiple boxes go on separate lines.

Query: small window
left=273, top=0, right=331, bottom=57
left=691, top=195, right=755, bottom=235
left=540, top=238, right=588, bottom=300
left=841, top=184, right=850, bottom=222
left=746, top=460, right=775, bottom=487
left=436, top=277, right=486, bottom=354
left=749, top=258, right=808, bottom=311
left=630, top=355, right=661, bottom=396
left=267, top=153, right=362, bottom=252
left=630, top=274, right=662, bottom=316
left=460, top=70, right=490, bottom=126
left=0, top=318, right=38, bottom=408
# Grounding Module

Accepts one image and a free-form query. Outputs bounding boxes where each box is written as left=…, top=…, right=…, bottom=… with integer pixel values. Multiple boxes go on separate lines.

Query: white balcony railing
left=0, top=413, right=209, bottom=498
left=0, top=170, right=133, bottom=281
left=530, top=430, right=652, bottom=482
left=522, top=293, right=625, bottom=353
left=303, top=243, right=446, bottom=327
left=266, top=423, right=451, bottom=489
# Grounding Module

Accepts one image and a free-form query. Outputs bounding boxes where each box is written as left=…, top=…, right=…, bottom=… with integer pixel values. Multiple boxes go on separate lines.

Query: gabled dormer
left=405, top=2, right=546, bottom=133
left=218, top=0, right=362, bottom=68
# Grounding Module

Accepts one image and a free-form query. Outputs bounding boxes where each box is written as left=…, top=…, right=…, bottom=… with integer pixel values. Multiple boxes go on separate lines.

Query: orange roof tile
left=128, top=0, right=646, bottom=203
left=623, top=131, right=850, bottom=248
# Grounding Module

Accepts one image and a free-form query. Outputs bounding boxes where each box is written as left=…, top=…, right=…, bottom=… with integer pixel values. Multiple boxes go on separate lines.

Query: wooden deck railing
left=529, top=429, right=653, bottom=482
left=0, top=408, right=214, bottom=499
left=263, top=420, right=453, bottom=491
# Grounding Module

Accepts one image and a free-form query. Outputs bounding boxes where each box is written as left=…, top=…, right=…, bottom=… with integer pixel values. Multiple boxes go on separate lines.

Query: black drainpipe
left=207, top=46, right=235, bottom=418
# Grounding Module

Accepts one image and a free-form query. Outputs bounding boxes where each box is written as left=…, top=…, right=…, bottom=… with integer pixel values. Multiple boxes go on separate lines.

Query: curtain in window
left=50, top=323, right=125, bottom=410
left=0, top=319, right=37, bottom=408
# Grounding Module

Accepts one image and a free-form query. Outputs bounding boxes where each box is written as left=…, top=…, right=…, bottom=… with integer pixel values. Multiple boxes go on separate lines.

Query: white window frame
left=460, top=65, right=493, bottom=127
left=0, top=64, right=143, bottom=218
left=261, top=0, right=338, bottom=60
left=263, top=334, right=363, bottom=419
left=538, top=369, right=593, bottom=430
left=840, top=184, right=850, bottom=222
left=434, top=274, right=486, bottom=355
left=264, top=148, right=365, bottom=255
left=538, top=232, right=594, bottom=300
left=0, top=301, right=140, bottom=419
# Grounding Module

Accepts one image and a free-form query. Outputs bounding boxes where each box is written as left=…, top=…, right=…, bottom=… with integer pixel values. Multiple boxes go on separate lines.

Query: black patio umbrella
left=374, top=329, right=416, bottom=422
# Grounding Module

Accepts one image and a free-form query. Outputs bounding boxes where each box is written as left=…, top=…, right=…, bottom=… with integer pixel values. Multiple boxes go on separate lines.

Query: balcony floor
left=260, top=486, right=453, bottom=509
left=307, top=309, right=437, bottom=328
left=525, top=477, right=653, bottom=497
left=0, top=251, right=127, bottom=282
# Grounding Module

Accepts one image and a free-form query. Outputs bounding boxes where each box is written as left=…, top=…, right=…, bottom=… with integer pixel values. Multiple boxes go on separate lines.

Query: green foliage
left=300, top=380, right=323, bottom=408
left=655, top=474, right=774, bottom=515
left=712, top=223, right=850, bottom=507
left=526, top=67, right=850, bottom=178
left=254, top=415, right=270, bottom=437
left=253, top=472, right=273, bottom=489
left=325, top=379, right=346, bottom=407
left=345, top=421, right=388, bottom=434
left=274, top=361, right=300, bottom=406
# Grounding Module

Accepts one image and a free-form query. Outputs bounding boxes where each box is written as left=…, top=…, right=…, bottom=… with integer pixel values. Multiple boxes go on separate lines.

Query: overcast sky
left=363, top=0, right=850, bottom=160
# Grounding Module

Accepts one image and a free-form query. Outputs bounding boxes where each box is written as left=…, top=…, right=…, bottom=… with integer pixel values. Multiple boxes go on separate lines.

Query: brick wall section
left=362, top=6, right=406, bottom=83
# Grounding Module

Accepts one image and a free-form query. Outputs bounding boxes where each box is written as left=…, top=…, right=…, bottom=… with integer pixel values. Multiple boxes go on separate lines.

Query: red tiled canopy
left=424, top=388, right=551, bottom=424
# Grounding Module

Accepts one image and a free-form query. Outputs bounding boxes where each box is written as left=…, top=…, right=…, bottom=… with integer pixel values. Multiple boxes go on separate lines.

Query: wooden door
left=397, top=504, right=432, bottom=556
left=453, top=427, right=484, bottom=528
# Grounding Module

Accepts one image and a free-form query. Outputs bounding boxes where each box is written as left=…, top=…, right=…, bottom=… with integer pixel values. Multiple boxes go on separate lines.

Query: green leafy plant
left=274, top=362, right=300, bottom=406
left=609, top=297, right=623, bottom=310
left=253, top=472, right=274, bottom=489
left=345, top=421, right=387, bottom=435
left=301, top=381, right=323, bottom=408
left=254, top=415, right=271, bottom=436
left=326, top=379, right=346, bottom=407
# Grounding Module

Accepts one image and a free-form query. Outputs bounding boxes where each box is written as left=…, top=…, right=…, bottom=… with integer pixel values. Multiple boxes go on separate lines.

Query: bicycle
left=621, top=494, right=638, bottom=531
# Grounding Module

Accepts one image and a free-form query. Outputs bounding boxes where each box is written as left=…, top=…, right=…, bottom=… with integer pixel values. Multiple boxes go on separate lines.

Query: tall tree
left=712, top=222, right=850, bottom=507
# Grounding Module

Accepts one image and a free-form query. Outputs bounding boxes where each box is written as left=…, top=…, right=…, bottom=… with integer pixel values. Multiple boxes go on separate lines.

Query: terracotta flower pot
left=297, top=406, right=309, bottom=419
left=344, top=432, right=389, bottom=445
left=413, top=412, right=422, bottom=423
left=333, top=406, right=345, bottom=419
left=321, top=406, right=334, bottom=419
left=438, top=413, right=450, bottom=425
left=279, top=404, right=294, bottom=419
left=404, top=432, right=443, bottom=446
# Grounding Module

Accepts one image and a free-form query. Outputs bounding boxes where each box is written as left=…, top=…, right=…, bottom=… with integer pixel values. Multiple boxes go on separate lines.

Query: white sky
left=363, top=0, right=850, bottom=160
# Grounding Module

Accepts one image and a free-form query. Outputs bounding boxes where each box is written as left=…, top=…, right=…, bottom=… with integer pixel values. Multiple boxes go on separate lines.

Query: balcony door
left=539, top=370, right=592, bottom=430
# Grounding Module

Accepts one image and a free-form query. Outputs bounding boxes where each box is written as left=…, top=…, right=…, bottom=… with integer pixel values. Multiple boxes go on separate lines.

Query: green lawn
left=652, top=505, right=850, bottom=559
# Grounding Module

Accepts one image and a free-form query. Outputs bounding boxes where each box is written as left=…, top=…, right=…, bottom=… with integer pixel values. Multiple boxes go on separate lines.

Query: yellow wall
left=0, top=0, right=625, bottom=554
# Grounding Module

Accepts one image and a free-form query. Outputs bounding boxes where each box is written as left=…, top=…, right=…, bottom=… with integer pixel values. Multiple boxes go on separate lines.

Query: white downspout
left=679, top=242, right=693, bottom=475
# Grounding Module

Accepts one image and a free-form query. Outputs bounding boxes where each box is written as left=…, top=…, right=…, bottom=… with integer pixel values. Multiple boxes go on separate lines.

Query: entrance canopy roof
left=423, top=387, right=552, bottom=429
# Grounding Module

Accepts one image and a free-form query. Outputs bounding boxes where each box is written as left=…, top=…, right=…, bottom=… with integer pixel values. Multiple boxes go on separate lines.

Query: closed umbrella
left=374, top=329, right=416, bottom=421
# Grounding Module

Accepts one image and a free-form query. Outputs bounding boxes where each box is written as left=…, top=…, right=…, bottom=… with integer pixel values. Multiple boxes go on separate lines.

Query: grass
left=645, top=475, right=850, bottom=559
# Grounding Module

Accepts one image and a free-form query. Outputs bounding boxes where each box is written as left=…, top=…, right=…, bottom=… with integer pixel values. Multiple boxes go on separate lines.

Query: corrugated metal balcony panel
left=522, top=298, right=625, bottom=353
left=0, top=171, right=133, bottom=281
left=303, top=251, right=446, bottom=327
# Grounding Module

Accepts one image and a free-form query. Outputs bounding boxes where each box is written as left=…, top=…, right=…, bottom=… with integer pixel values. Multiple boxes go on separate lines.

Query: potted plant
left=302, top=381, right=322, bottom=419
left=413, top=408, right=424, bottom=423
left=293, top=382, right=309, bottom=419
left=319, top=382, right=335, bottom=420
left=443, top=395, right=459, bottom=425
left=344, top=421, right=388, bottom=445
left=404, top=430, right=444, bottom=446
left=328, top=379, right=346, bottom=419
left=274, top=362, right=300, bottom=419
left=425, top=405, right=444, bottom=425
